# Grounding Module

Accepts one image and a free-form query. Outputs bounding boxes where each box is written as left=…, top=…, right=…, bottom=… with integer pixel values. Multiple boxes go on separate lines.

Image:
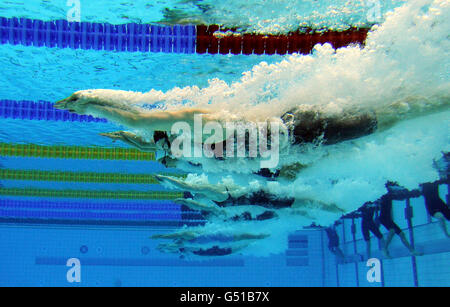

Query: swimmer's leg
left=329, top=247, right=346, bottom=263
left=397, top=231, right=423, bottom=256
left=174, top=198, right=226, bottom=217
left=383, top=229, right=395, bottom=259
left=95, top=105, right=215, bottom=133
left=365, top=239, right=372, bottom=260
left=433, top=212, right=450, bottom=238
left=378, top=237, right=388, bottom=258
left=335, top=247, right=346, bottom=262
left=292, top=199, right=345, bottom=214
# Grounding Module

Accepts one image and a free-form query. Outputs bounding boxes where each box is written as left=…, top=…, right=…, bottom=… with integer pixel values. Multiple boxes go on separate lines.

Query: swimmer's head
left=157, top=156, right=178, bottom=168
left=55, top=91, right=101, bottom=114
left=55, top=90, right=125, bottom=115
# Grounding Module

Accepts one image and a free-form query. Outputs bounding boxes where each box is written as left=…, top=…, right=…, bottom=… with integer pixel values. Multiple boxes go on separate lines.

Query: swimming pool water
left=0, top=0, right=449, bottom=287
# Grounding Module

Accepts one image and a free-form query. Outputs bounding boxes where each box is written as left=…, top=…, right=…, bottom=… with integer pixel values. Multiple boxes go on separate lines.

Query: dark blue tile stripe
left=0, top=217, right=204, bottom=227
left=0, top=208, right=181, bottom=221
left=36, top=256, right=245, bottom=267
left=0, top=199, right=180, bottom=211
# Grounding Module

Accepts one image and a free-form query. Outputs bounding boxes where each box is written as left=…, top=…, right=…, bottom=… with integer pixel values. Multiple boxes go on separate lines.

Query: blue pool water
left=0, top=0, right=449, bottom=287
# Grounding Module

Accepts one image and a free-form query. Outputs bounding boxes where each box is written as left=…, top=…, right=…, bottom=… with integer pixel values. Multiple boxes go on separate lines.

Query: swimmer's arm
left=174, top=198, right=226, bottom=216
left=292, top=198, right=345, bottom=214
left=158, top=175, right=229, bottom=198
left=126, top=137, right=157, bottom=151
left=95, top=106, right=215, bottom=132
left=151, top=231, right=197, bottom=240
left=115, top=132, right=157, bottom=151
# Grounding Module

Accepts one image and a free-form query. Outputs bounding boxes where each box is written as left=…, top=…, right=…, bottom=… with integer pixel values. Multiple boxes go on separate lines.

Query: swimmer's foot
left=382, top=248, right=392, bottom=259
left=337, top=257, right=347, bottom=264
left=411, top=250, right=424, bottom=257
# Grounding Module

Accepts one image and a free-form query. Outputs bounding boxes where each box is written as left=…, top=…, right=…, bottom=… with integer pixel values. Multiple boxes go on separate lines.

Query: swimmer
left=378, top=182, right=423, bottom=258
left=156, top=174, right=345, bottom=214
left=100, top=130, right=173, bottom=151
left=151, top=230, right=269, bottom=245
left=420, top=180, right=450, bottom=238
left=157, top=242, right=250, bottom=257
left=55, top=90, right=379, bottom=147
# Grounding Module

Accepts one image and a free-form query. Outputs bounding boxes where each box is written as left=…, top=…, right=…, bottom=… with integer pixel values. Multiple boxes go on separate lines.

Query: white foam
left=81, top=0, right=448, bottom=125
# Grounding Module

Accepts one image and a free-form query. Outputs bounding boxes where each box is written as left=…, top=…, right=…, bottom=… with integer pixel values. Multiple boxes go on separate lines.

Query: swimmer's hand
left=155, top=174, right=186, bottom=188
left=154, top=174, right=173, bottom=184
left=99, top=131, right=125, bottom=143
left=154, top=174, right=166, bottom=183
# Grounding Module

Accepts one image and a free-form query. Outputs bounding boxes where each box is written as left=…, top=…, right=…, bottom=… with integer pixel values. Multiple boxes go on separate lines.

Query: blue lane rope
left=0, top=199, right=180, bottom=211
left=0, top=100, right=107, bottom=122
left=0, top=17, right=196, bottom=53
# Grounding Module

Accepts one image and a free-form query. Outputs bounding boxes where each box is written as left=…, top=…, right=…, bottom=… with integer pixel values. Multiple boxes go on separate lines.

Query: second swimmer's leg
left=434, top=212, right=450, bottom=238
